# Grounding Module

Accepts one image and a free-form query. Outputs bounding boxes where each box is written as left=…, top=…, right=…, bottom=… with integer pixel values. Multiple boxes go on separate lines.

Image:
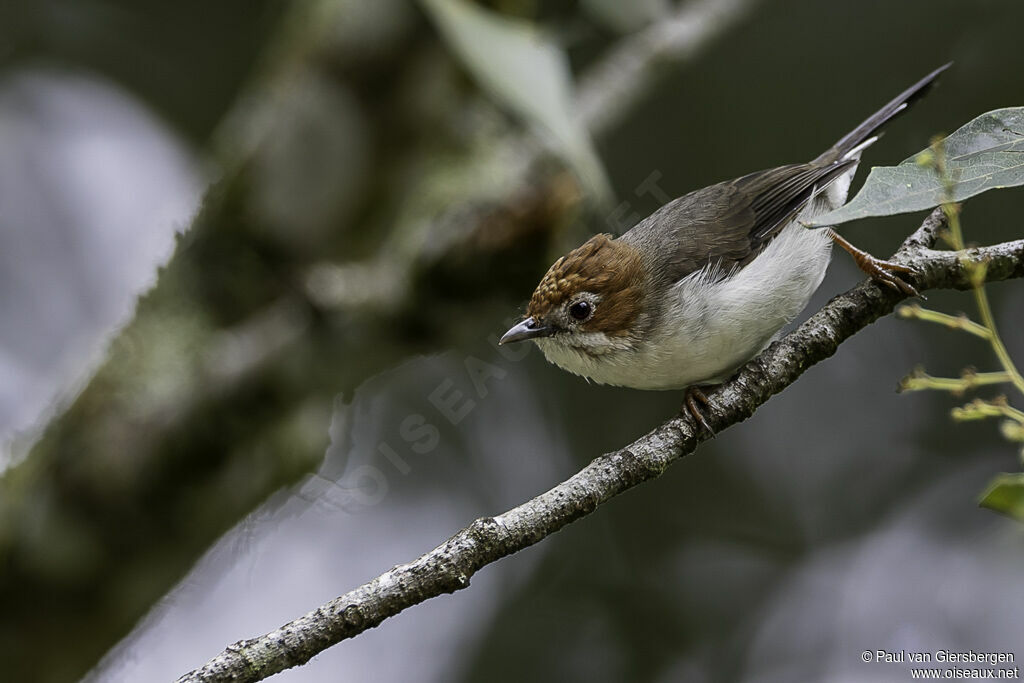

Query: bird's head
left=499, top=234, right=651, bottom=358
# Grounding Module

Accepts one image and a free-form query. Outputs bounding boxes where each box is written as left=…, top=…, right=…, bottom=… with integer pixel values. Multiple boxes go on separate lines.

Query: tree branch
left=178, top=210, right=1024, bottom=682
left=575, top=0, right=757, bottom=137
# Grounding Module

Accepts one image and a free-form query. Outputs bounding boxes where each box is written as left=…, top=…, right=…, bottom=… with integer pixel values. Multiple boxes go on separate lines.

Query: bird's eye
left=569, top=301, right=592, bottom=321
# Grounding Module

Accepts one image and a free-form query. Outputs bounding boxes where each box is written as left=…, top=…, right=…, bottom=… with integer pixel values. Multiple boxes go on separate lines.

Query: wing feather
left=621, top=159, right=855, bottom=284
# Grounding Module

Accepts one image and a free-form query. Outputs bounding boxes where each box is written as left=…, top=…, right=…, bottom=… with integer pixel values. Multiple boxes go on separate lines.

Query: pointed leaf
left=979, top=472, right=1024, bottom=523
left=806, top=107, right=1024, bottom=227
left=421, top=0, right=611, bottom=204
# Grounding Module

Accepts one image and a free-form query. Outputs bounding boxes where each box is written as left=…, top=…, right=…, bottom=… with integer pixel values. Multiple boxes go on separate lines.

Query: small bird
left=499, top=65, right=949, bottom=432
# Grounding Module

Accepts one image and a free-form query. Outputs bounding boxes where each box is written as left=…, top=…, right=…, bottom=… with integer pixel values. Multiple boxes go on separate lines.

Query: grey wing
left=622, top=159, right=856, bottom=284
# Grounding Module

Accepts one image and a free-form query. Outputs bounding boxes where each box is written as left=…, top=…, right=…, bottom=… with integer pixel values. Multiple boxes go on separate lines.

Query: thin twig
left=575, top=0, right=759, bottom=137
left=952, top=397, right=1024, bottom=425
left=942, top=203, right=1024, bottom=393
left=896, top=304, right=991, bottom=339
left=898, top=369, right=1012, bottom=395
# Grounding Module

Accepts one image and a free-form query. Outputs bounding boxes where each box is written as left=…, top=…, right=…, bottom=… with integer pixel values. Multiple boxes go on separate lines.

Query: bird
left=499, top=64, right=950, bottom=433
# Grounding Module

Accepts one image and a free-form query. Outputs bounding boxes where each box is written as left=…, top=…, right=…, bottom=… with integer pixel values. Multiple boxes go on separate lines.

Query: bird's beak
left=499, top=317, right=554, bottom=345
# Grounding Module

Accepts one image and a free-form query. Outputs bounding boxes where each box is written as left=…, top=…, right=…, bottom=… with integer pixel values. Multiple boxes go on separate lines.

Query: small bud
left=896, top=304, right=918, bottom=319
left=1000, top=420, right=1024, bottom=443
left=952, top=398, right=992, bottom=421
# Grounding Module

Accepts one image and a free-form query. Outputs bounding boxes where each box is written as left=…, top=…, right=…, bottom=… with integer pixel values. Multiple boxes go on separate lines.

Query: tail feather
left=817, top=62, right=951, bottom=164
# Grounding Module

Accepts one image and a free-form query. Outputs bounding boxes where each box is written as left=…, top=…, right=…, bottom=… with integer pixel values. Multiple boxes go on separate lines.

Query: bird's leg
left=828, top=229, right=921, bottom=297
left=684, top=385, right=715, bottom=437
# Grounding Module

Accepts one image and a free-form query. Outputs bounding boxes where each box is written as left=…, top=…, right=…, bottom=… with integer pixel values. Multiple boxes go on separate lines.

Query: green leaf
left=806, top=107, right=1024, bottom=227
left=979, top=472, right=1024, bottom=522
left=421, top=0, right=612, bottom=204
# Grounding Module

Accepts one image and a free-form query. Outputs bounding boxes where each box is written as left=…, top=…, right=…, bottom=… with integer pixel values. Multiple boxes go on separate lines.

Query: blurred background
left=1, top=0, right=1022, bottom=681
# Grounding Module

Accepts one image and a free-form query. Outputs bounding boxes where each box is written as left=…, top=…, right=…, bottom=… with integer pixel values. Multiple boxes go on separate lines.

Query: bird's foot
left=684, top=386, right=715, bottom=437
left=830, top=230, right=921, bottom=297
left=855, top=253, right=922, bottom=297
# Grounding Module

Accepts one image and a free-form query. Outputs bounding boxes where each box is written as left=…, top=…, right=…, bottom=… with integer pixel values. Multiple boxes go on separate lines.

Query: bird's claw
left=684, top=386, right=716, bottom=437
left=861, top=256, right=922, bottom=298
left=829, top=231, right=923, bottom=299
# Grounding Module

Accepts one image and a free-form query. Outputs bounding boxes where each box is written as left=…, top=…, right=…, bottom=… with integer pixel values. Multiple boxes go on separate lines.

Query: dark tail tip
left=823, top=62, right=952, bottom=163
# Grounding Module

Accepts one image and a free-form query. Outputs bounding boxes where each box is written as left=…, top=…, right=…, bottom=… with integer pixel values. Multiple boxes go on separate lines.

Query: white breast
left=625, top=219, right=833, bottom=389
